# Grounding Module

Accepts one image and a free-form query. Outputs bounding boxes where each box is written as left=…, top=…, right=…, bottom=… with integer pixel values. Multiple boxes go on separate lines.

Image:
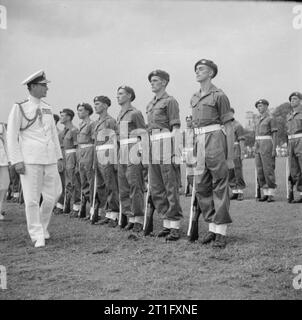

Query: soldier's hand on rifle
left=15, top=161, right=26, bottom=175
left=227, top=159, right=234, bottom=169
left=57, top=159, right=64, bottom=172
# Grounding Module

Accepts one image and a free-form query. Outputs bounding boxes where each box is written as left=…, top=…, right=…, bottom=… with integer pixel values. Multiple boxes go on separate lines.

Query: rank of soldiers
left=2, top=61, right=302, bottom=249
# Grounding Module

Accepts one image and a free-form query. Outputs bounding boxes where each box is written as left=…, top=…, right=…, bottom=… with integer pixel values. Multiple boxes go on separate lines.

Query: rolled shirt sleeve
left=132, top=111, right=146, bottom=130
left=270, top=117, right=278, bottom=133
left=217, top=94, right=234, bottom=125
left=167, top=98, right=181, bottom=128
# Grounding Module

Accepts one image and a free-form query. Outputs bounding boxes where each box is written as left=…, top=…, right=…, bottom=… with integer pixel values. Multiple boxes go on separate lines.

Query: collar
left=118, top=105, right=134, bottom=121
left=195, top=83, right=219, bottom=99
left=28, top=94, right=41, bottom=105
left=153, top=91, right=169, bottom=103
left=293, top=105, right=302, bottom=115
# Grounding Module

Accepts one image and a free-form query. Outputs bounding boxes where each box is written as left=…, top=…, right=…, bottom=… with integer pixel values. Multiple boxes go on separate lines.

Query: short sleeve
left=132, top=111, right=146, bottom=130
left=167, top=98, right=181, bottom=128
left=270, top=117, right=278, bottom=133
left=216, top=93, right=234, bottom=124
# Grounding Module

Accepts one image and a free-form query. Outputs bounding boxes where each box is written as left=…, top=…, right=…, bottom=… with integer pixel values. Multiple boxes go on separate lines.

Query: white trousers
left=20, top=164, right=61, bottom=242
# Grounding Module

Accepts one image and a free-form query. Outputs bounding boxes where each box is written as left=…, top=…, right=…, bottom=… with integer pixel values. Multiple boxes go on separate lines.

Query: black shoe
left=53, top=208, right=63, bottom=215
left=292, top=197, right=302, bottom=203
left=258, top=195, right=269, bottom=202
left=157, top=228, right=171, bottom=238
left=230, top=193, right=238, bottom=200
left=166, top=228, right=180, bottom=241
left=237, top=193, right=244, bottom=201
left=97, top=217, right=110, bottom=225
left=201, top=231, right=216, bottom=244
left=91, top=211, right=99, bottom=225
left=132, top=222, right=143, bottom=233
left=108, top=219, right=118, bottom=228
left=212, top=234, right=227, bottom=249
left=267, top=195, right=275, bottom=203
left=124, top=222, right=134, bottom=231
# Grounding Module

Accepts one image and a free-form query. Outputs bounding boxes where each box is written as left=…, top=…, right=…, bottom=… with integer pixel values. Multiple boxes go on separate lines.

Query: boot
left=212, top=234, right=227, bottom=249
left=108, top=219, right=118, bottom=228
left=132, top=222, right=143, bottom=233
left=91, top=205, right=99, bottom=225
left=258, top=195, right=269, bottom=202
left=201, top=231, right=216, bottom=244
left=230, top=193, right=238, bottom=200
left=166, top=228, right=180, bottom=241
left=267, top=195, right=275, bottom=202
left=237, top=193, right=244, bottom=201
left=157, top=228, right=171, bottom=238
left=292, top=196, right=302, bottom=203
left=124, top=222, right=134, bottom=231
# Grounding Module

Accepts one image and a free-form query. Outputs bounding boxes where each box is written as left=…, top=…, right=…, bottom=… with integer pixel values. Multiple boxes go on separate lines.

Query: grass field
left=0, top=158, right=302, bottom=300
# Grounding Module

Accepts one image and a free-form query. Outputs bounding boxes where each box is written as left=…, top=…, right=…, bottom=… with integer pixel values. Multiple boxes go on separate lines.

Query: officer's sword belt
left=288, top=133, right=302, bottom=140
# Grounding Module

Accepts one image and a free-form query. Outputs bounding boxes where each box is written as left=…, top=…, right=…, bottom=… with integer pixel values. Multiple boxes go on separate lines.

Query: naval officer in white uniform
left=7, top=70, right=63, bottom=248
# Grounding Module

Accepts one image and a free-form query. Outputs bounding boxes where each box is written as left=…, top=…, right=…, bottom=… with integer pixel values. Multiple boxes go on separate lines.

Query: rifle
left=90, top=170, right=98, bottom=224
left=143, top=177, right=155, bottom=236
left=187, top=177, right=201, bottom=242
left=255, top=167, right=261, bottom=200
left=286, top=156, right=294, bottom=203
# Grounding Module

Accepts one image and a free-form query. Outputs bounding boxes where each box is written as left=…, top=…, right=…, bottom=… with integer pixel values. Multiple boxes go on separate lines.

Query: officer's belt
left=79, top=144, right=94, bottom=149
left=288, top=133, right=302, bottom=140
left=120, top=137, right=138, bottom=145
left=255, top=136, right=272, bottom=140
left=96, top=144, right=115, bottom=151
left=150, top=131, right=174, bottom=141
left=65, top=148, right=77, bottom=154
left=194, top=124, right=222, bottom=135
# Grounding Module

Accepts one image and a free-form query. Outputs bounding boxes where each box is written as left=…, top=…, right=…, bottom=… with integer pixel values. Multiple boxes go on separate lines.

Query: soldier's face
left=31, top=83, right=48, bottom=98
left=117, top=89, right=130, bottom=105
left=60, top=113, right=67, bottom=124
left=195, top=65, right=212, bottom=82
left=290, top=96, right=301, bottom=108
left=150, top=76, right=166, bottom=93
left=94, top=101, right=106, bottom=114
left=257, top=104, right=267, bottom=114
left=77, top=106, right=88, bottom=119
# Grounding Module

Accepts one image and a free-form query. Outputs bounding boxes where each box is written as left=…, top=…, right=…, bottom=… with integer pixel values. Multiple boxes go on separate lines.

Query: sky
left=0, top=0, right=301, bottom=128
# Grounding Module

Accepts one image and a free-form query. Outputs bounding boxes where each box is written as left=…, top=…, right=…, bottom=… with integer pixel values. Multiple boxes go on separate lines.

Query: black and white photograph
left=0, top=0, right=301, bottom=303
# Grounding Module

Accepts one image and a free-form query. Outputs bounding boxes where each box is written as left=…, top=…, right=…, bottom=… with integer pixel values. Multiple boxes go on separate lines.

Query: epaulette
left=16, top=99, right=29, bottom=105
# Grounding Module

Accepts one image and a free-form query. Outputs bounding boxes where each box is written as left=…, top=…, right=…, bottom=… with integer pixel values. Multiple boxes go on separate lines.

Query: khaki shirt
left=190, top=84, right=233, bottom=127
left=287, top=106, right=302, bottom=135
left=255, top=113, right=277, bottom=136
left=62, top=126, right=78, bottom=150
left=146, top=92, right=180, bottom=131
left=77, top=119, right=95, bottom=145
left=94, top=114, right=118, bottom=146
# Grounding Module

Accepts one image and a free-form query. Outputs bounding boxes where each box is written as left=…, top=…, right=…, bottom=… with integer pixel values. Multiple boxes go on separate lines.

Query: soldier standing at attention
left=190, top=59, right=234, bottom=249
left=146, top=70, right=183, bottom=241
left=7, top=70, right=63, bottom=248
left=117, top=86, right=146, bottom=232
left=254, top=99, right=278, bottom=202
left=59, top=109, right=81, bottom=216
left=92, top=96, right=119, bottom=226
left=286, top=92, right=302, bottom=203
left=77, top=103, right=95, bottom=219
left=229, top=108, right=246, bottom=201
